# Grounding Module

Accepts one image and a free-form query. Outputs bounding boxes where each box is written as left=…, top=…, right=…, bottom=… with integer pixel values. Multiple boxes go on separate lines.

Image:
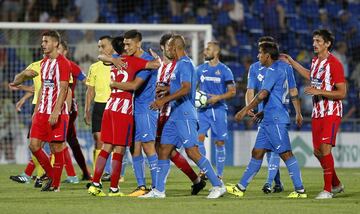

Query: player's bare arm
left=290, top=88, right=303, bottom=127
left=245, top=88, right=256, bottom=117
left=49, top=81, right=69, bottom=126
left=110, top=77, right=145, bottom=91
left=304, top=82, right=346, bottom=100
left=150, top=81, right=191, bottom=110
left=84, top=85, right=95, bottom=125
left=280, top=54, right=310, bottom=80
left=16, top=91, right=33, bottom=112
left=235, top=89, right=269, bottom=122
left=207, top=85, right=236, bottom=105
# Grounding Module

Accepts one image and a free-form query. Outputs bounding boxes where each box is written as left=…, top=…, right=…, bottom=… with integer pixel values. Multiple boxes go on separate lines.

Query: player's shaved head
left=124, top=29, right=142, bottom=42
left=99, top=35, right=112, bottom=42
left=171, top=34, right=186, bottom=50
left=208, top=41, right=220, bottom=56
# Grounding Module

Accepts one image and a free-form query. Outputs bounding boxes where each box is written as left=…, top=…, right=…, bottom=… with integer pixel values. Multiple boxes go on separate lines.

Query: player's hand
left=48, top=112, right=59, bottom=126
left=8, top=82, right=20, bottom=91
left=156, top=85, right=169, bottom=98
left=149, top=48, right=160, bottom=60
left=252, top=111, right=264, bottom=123
left=84, top=111, right=91, bottom=126
left=207, top=94, right=220, bottom=105
left=279, top=53, right=292, bottom=64
left=15, top=98, right=26, bottom=112
left=150, top=98, right=166, bottom=111
left=109, top=81, right=117, bottom=88
left=295, top=113, right=303, bottom=127
left=112, top=57, right=127, bottom=69
left=304, top=86, right=321, bottom=96
left=235, top=108, right=247, bottom=122
left=247, top=109, right=255, bottom=117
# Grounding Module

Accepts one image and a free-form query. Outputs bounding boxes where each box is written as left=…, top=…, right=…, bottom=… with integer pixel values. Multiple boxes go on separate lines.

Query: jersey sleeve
left=247, top=64, right=257, bottom=89
left=286, top=65, right=297, bottom=89
left=26, top=61, right=41, bottom=76
left=261, top=69, right=277, bottom=92
left=223, top=65, right=235, bottom=85
left=58, top=57, right=71, bottom=82
left=86, top=63, right=96, bottom=86
left=130, top=56, right=148, bottom=73
left=179, top=61, right=193, bottom=83
left=331, top=61, right=346, bottom=84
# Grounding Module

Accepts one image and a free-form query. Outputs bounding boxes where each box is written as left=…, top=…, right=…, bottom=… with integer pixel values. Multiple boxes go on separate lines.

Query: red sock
left=63, top=147, right=76, bottom=177
left=171, top=150, right=198, bottom=182
left=110, top=153, right=123, bottom=189
left=319, top=153, right=334, bottom=192
left=330, top=154, right=341, bottom=187
left=93, top=150, right=110, bottom=183
left=52, top=150, right=65, bottom=188
left=33, top=148, right=53, bottom=178
left=24, top=159, right=35, bottom=177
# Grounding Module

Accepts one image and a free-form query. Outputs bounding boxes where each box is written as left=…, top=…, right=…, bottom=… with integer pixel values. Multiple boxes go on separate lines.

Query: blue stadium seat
left=227, top=62, right=246, bottom=82
left=122, top=13, right=141, bottom=23
left=281, top=1, right=298, bottom=18
left=216, top=11, right=231, bottom=26
left=171, top=15, right=184, bottom=24
left=300, top=0, right=319, bottom=19
left=325, top=3, right=342, bottom=18
left=288, top=17, right=309, bottom=34
left=244, top=16, right=263, bottom=34
left=253, top=0, right=264, bottom=17
left=148, top=14, right=161, bottom=24
left=196, top=15, right=211, bottom=24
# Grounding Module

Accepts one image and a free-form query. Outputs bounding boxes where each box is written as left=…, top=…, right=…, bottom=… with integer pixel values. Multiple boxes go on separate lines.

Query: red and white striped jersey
left=38, top=54, right=71, bottom=115
left=156, top=60, right=176, bottom=117
left=105, top=55, right=147, bottom=115
left=310, top=53, right=345, bottom=118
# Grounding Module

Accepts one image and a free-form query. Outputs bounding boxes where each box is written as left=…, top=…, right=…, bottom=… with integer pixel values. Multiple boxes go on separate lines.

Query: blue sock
left=121, top=153, right=127, bottom=177
left=197, top=156, right=222, bottom=187
left=266, top=151, right=271, bottom=164
left=266, top=152, right=281, bottom=185
left=239, top=158, right=263, bottom=189
left=156, top=159, right=170, bottom=192
left=197, top=142, right=206, bottom=157
left=285, top=156, right=304, bottom=191
left=147, top=154, right=158, bottom=188
left=215, top=145, right=226, bottom=177
left=104, top=153, right=112, bottom=174
left=132, top=155, right=146, bottom=187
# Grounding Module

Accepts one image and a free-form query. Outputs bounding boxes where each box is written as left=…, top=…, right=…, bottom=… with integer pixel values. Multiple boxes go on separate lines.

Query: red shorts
left=100, top=110, right=133, bottom=146
left=30, top=112, right=69, bottom=142
left=312, top=115, right=341, bottom=150
left=156, top=115, right=169, bottom=144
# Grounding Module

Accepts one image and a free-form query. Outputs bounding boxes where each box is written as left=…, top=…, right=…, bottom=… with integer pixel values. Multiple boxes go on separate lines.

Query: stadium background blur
left=0, top=0, right=359, bottom=165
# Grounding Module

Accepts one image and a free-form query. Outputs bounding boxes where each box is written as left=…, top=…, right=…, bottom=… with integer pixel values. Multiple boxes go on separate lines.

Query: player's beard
left=205, top=55, right=214, bottom=61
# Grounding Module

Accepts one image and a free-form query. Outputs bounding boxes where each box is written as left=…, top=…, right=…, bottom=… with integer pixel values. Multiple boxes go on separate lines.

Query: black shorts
left=27, top=104, right=36, bottom=139
left=92, top=102, right=106, bottom=133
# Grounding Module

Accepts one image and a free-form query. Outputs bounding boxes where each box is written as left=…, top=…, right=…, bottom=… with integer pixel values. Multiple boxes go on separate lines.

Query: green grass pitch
left=1, top=165, right=360, bottom=214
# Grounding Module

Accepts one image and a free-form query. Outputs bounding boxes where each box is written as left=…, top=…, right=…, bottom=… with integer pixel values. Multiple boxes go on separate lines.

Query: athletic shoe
left=331, top=184, right=344, bottom=195
left=128, top=186, right=149, bottom=197
left=225, top=183, right=245, bottom=197
left=287, top=190, right=307, bottom=198
left=62, top=176, right=79, bottom=184
left=108, top=188, right=125, bottom=197
left=41, top=178, right=53, bottom=192
left=9, top=173, right=30, bottom=184
left=138, top=189, right=165, bottom=198
left=262, top=183, right=271, bottom=194
left=34, top=177, right=43, bottom=188
left=88, top=183, right=106, bottom=197
left=101, top=173, right=111, bottom=182
left=207, top=185, right=226, bottom=199
left=273, top=183, right=284, bottom=193
left=315, top=191, right=333, bottom=199
left=191, top=179, right=206, bottom=195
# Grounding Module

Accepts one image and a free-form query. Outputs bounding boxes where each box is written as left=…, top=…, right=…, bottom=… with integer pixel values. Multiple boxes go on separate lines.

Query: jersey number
left=282, top=78, right=289, bottom=104
left=110, top=70, right=128, bottom=93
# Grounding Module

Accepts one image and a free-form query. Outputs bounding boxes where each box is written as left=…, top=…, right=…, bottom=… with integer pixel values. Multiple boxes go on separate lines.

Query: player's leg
left=62, top=145, right=79, bottom=184
left=108, top=145, right=126, bottom=196
left=119, top=147, right=131, bottom=182
left=142, top=141, right=158, bottom=188
left=211, top=108, right=228, bottom=178
left=47, top=141, right=66, bottom=191
left=128, top=141, right=148, bottom=196
left=197, top=110, right=210, bottom=157
left=263, top=152, right=283, bottom=193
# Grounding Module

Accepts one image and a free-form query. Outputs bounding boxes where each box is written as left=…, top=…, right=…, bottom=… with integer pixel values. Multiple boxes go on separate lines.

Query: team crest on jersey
left=311, top=77, right=323, bottom=88
left=200, top=75, right=205, bottom=83
left=257, top=73, right=264, bottom=82
left=44, top=79, right=55, bottom=88
left=215, top=70, right=221, bottom=75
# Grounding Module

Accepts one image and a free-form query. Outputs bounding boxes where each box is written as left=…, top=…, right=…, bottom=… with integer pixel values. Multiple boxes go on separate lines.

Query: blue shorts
left=198, top=107, right=228, bottom=141
left=161, top=119, right=197, bottom=149
left=254, top=123, right=292, bottom=154
left=134, top=112, right=158, bottom=142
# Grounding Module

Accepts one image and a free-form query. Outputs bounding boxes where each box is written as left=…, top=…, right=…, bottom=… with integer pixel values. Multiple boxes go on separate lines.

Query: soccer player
left=246, top=36, right=303, bottom=193
left=87, top=36, right=160, bottom=196
left=143, top=35, right=225, bottom=199
left=281, top=29, right=346, bottom=199
left=85, top=35, right=113, bottom=181
left=28, top=30, right=70, bottom=191
left=58, top=40, right=91, bottom=183
left=196, top=41, right=236, bottom=179
left=114, top=33, right=206, bottom=195
left=226, top=42, right=307, bottom=198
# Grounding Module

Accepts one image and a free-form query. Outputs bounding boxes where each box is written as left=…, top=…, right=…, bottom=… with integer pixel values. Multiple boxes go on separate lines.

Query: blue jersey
left=261, top=60, right=291, bottom=124
left=247, top=60, right=296, bottom=111
left=134, top=52, right=157, bottom=114
left=169, top=55, right=197, bottom=120
left=196, top=62, right=234, bottom=110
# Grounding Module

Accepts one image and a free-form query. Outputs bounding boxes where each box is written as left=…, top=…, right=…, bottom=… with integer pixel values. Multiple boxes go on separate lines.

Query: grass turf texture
left=1, top=165, right=360, bottom=214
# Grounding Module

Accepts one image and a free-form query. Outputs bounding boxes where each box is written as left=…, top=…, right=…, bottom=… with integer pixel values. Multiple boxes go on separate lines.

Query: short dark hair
left=111, top=36, right=125, bottom=54
left=171, top=34, right=186, bottom=49
left=42, top=30, right=61, bottom=43
left=258, top=36, right=276, bottom=44
left=99, top=35, right=112, bottom=42
left=124, top=29, right=142, bottom=41
left=313, top=29, right=335, bottom=50
left=259, top=42, right=279, bottom=60
left=160, top=33, right=173, bottom=47
left=60, top=40, right=68, bottom=50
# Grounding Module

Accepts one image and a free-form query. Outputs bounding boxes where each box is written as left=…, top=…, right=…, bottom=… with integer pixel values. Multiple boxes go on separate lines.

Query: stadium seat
left=244, top=16, right=263, bottom=34
left=196, top=15, right=211, bottom=24
left=216, top=11, right=231, bottom=26
left=148, top=14, right=161, bottom=24
left=288, top=17, right=309, bottom=34
left=122, top=13, right=141, bottom=23
left=171, top=15, right=184, bottom=24
left=325, top=3, right=342, bottom=18
left=300, top=1, right=319, bottom=19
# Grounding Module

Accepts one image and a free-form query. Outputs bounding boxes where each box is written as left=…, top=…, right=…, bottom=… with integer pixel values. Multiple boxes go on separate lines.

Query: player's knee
left=186, top=147, right=202, bottom=162
left=251, top=149, right=265, bottom=160
left=215, top=141, right=225, bottom=146
left=198, top=134, right=205, bottom=142
left=279, top=151, right=293, bottom=161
